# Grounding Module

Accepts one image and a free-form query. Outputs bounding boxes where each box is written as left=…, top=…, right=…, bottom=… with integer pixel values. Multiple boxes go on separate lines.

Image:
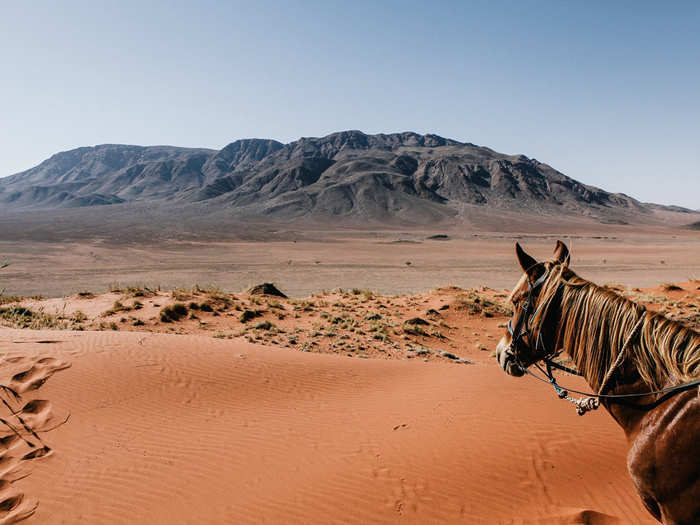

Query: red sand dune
left=0, top=329, right=656, bottom=524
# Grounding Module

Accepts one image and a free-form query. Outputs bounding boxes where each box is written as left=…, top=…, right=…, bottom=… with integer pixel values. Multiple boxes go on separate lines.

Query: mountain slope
left=0, top=131, right=688, bottom=224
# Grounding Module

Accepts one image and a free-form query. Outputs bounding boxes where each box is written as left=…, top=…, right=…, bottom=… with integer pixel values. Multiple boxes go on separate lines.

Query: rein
left=507, top=270, right=700, bottom=415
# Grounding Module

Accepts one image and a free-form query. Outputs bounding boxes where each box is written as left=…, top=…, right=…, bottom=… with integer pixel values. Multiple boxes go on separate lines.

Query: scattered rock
left=405, top=317, right=429, bottom=326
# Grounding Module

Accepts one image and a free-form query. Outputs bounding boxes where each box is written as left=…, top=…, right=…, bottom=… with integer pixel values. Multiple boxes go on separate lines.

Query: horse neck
left=545, top=285, right=655, bottom=433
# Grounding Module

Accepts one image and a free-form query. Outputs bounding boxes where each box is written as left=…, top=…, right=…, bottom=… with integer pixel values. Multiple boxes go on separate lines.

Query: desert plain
left=0, top=221, right=698, bottom=524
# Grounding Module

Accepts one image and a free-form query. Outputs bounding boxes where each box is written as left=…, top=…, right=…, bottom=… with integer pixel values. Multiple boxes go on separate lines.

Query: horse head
left=496, top=240, right=570, bottom=376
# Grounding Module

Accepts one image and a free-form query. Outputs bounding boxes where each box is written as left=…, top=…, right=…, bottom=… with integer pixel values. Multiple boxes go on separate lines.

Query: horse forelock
left=508, top=273, right=528, bottom=303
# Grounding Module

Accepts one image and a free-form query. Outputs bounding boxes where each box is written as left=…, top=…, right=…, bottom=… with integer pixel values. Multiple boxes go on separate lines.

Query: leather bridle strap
left=507, top=270, right=549, bottom=345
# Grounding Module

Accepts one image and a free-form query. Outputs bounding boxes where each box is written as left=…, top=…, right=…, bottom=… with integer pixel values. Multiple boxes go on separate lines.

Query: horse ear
left=515, top=243, right=537, bottom=273
left=553, top=240, right=570, bottom=265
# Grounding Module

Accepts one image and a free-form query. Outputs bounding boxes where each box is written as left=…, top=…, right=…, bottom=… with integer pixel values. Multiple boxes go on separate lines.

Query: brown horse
left=495, top=240, right=700, bottom=524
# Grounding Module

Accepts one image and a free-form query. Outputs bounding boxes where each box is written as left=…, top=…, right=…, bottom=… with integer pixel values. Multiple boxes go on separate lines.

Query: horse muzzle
left=496, top=337, right=525, bottom=377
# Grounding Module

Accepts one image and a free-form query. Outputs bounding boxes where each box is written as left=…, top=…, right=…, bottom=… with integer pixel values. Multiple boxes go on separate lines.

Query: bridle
left=504, top=267, right=700, bottom=415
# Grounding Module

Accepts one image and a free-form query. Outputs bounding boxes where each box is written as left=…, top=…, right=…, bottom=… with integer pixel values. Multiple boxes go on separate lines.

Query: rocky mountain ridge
left=0, top=130, right=691, bottom=224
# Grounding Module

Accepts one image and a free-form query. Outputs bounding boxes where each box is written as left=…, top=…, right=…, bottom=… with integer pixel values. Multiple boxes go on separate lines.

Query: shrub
left=403, top=321, right=428, bottom=336
left=239, top=309, right=263, bottom=323
left=160, top=303, right=188, bottom=322
left=254, top=320, right=276, bottom=331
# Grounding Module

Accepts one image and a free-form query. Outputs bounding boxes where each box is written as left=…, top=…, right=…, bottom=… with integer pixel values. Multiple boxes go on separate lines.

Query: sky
left=1, top=1, right=698, bottom=208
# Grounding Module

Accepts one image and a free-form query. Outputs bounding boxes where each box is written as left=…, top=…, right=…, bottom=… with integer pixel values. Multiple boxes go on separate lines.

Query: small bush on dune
left=240, top=309, right=263, bottom=323
left=403, top=320, right=429, bottom=336
left=199, top=302, right=214, bottom=312
left=172, top=289, right=192, bottom=301
left=72, top=310, right=88, bottom=322
left=452, top=290, right=512, bottom=317
left=160, top=303, right=188, bottom=322
left=0, top=306, right=66, bottom=329
left=267, top=299, right=285, bottom=310
left=254, top=320, right=276, bottom=331
left=0, top=294, right=23, bottom=305
left=101, top=300, right=132, bottom=317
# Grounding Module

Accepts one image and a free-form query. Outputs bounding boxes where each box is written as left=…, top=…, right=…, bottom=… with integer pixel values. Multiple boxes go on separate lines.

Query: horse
left=494, top=240, right=700, bottom=524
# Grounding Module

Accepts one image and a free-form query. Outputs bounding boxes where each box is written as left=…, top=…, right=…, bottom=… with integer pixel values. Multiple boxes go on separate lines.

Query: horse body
left=621, top=388, right=700, bottom=523
left=495, top=241, right=700, bottom=524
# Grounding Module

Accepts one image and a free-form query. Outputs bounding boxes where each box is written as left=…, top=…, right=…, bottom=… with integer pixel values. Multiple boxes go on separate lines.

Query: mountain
left=0, top=130, right=692, bottom=224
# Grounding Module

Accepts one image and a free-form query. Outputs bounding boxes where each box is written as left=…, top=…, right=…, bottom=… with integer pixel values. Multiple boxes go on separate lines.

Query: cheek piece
left=506, top=270, right=549, bottom=367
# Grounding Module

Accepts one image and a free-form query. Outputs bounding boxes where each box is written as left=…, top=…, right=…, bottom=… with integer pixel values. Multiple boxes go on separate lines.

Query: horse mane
left=531, top=263, right=700, bottom=391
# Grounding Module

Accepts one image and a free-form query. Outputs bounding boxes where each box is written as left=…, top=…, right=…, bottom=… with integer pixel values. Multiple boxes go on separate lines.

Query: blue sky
left=1, top=1, right=698, bottom=208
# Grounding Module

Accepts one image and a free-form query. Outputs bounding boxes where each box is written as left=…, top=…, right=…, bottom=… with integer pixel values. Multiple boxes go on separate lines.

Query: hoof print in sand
left=9, top=358, right=70, bottom=394
left=0, top=355, right=70, bottom=523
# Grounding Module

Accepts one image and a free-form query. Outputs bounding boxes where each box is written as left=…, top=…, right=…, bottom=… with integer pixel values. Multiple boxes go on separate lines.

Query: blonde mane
left=530, top=263, right=700, bottom=391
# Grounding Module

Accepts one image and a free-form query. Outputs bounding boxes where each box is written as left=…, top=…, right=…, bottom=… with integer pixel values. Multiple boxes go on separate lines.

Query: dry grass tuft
left=0, top=305, right=69, bottom=329
left=452, top=290, right=512, bottom=317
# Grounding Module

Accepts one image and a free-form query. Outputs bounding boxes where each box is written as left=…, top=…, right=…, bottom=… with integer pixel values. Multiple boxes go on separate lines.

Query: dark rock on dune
left=248, top=283, right=287, bottom=298
left=0, top=130, right=695, bottom=226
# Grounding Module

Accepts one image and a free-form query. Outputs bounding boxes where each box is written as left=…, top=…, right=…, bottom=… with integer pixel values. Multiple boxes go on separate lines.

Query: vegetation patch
left=0, top=306, right=66, bottom=329
left=101, top=300, right=133, bottom=317
left=403, top=320, right=429, bottom=336
left=199, top=302, right=214, bottom=312
left=452, top=290, right=512, bottom=317
left=0, top=294, right=24, bottom=306
left=254, top=320, right=277, bottom=332
left=160, top=303, right=188, bottom=322
left=239, top=309, right=263, bottom=323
